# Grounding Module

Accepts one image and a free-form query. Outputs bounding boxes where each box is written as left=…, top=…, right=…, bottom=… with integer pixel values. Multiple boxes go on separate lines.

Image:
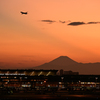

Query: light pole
left=61, top=77, right=64, bottom=82
left=44, top=80, right=46, bottom=88
left=95, top=77, right=98, bottom=88
left=61, top=77, right=64, bottom=88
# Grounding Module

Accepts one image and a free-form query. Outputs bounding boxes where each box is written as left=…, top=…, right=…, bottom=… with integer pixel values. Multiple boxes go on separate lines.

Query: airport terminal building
left=0, top=69, right=58, bottom=88
left=0, top=69, right=100, bottom=91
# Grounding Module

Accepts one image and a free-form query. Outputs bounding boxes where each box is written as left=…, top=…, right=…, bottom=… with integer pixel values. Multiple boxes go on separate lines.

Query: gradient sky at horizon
left=1, top=0, right=100, bottom=68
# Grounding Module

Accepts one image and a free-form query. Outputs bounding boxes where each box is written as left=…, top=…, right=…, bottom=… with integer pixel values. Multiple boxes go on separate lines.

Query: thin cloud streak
left=68, top=21, right=100, bottom=26
left=87, top=22, right=100, bottom=24
left=41, top=20, right=70, bottom=24
left=41, top=20, right=56, bottom=23
left=68, top=22, right=85, bottom=26
left=59, top=20, right=66, bottom=23
left=59, top=20, right=71, bottom=23
left=21, top=55, right=34, bottom=57
left=41, top=19, right=100, bottom=26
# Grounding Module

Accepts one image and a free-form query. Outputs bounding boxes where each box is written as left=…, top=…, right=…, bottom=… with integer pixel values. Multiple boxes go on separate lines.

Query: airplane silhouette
left=20, top=11, right=28, bottom=14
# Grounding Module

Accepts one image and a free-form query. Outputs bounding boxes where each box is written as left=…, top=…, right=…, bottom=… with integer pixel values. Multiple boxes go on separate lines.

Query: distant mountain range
left=34, top=56, right=100, bottom=75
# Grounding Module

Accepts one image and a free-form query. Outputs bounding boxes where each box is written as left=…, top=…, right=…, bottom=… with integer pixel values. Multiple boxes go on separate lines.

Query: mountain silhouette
left=34, top=56, right=100, bottom=75
left=47, top=56, right=78, bottom=66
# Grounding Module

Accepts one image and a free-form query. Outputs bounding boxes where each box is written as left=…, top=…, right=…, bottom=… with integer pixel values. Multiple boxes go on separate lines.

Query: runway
left=0, top=92, right=100, bottom=100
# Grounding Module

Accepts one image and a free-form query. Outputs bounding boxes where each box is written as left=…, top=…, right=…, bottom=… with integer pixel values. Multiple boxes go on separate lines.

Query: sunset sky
left=1, top=0, right=100, bottom=69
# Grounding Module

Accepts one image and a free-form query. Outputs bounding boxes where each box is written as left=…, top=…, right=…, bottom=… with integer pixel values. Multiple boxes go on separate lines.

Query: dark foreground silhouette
left=1, top=89, right=100, bottom=100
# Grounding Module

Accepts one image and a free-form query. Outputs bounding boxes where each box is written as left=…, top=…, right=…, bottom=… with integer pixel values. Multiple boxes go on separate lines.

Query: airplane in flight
left=20, top=11, right=28, bottom=15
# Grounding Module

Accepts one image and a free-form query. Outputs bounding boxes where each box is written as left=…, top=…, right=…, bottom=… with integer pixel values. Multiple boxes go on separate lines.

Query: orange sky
left=1, top=0, right=100, bottom=68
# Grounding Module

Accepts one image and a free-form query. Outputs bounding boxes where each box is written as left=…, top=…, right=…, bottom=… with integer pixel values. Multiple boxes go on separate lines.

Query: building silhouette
left=0, top=69, right=100, bottom=92
left=59, top=69, right=79, bottom=75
